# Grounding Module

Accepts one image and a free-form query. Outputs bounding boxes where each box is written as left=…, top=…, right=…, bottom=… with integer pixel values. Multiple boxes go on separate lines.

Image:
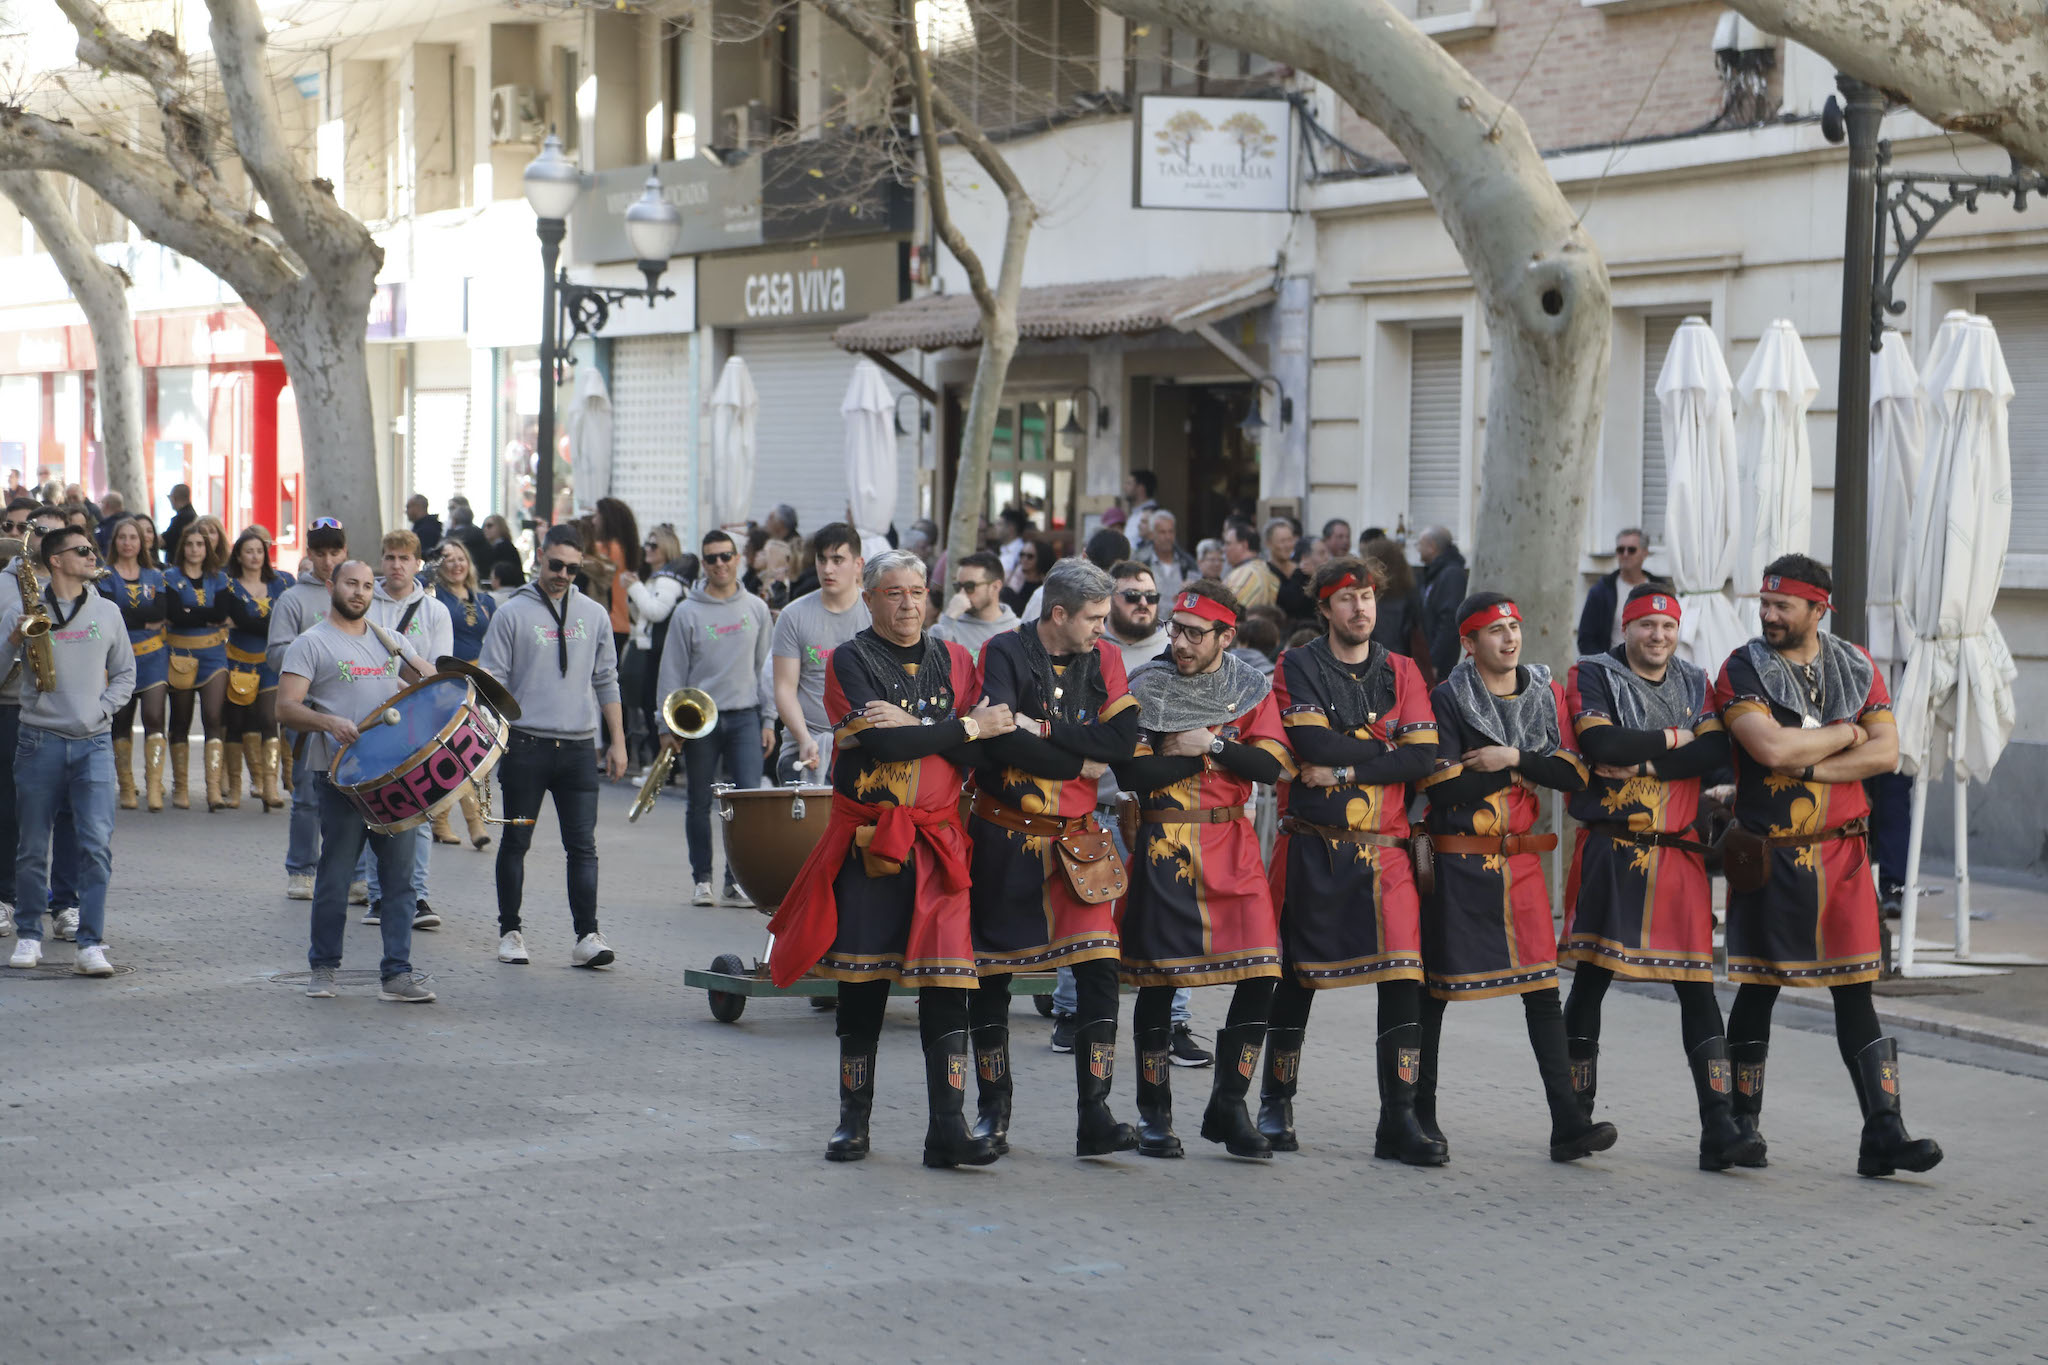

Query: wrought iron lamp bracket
left=547, top=272, right=676, bottom=372
left=1870, top=141, right=2048, bottom=350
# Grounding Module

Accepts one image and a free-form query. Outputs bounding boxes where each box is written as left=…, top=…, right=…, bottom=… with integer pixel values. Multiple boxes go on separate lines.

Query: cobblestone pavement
left=4, top=784, right=2045, bottom=1364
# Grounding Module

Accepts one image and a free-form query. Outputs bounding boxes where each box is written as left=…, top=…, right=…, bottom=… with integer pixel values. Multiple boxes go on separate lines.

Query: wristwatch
left=1208, top=736, right=1227, bottom=756
left=1334, top=765, right=1353, bottom=785
left=960, top=716, right=981, bottom=741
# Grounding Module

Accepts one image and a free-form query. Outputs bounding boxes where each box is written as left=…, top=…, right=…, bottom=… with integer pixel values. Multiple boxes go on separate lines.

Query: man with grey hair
left=1416, top=525, right=1468, bottom=682
left=1135, top=509, right=1196, bottom=601
left=963, top=556, right=1143, bottom=1159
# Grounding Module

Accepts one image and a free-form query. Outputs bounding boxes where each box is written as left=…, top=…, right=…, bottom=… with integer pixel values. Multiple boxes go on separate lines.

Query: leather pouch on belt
left=1408, top=832, right=1436, bottom=899
left=853, top=825, right=904, bottom=878
left=1117, top=798, right=1139, bottom=853
left=1056, top=823, right=1127, bottom=904
left=1716, top=822, right=1769, bottom=895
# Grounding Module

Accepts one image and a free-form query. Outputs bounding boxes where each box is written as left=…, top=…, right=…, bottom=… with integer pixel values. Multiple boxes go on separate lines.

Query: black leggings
left=976, top=961, right=1117, bottom=1031
left=1419, top=985, right=1566, bottom=1070
left=1727, top=981, right=1882, bottom=1065
left=170, top=672, right=227, bottom=742
left=1564, top=964, right=1725, bottom=1056
left=835, top=980, right=972, bottom=1051
left=1133, top=976, right=1276, bottom=1036
left=223, top=688, right=278, bottom=744
left=1269, top=974, right=1422, bottom=1036
left=113, top=682, right=167, bottom=739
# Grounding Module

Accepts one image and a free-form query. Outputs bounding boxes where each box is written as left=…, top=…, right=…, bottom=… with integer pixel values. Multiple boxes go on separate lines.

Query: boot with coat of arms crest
left=1255, top=1027, right=1304, bottom=1152
left=825, top=1039, right=876, bottom=1162
left=1201, top=1023, right=1273, bottom=1159
left=1072, top=1021, right=1138, bottom=1157
left=923, top=1031, right=1001, bottom=1169
left=1375, top=1024, right=1448, bottom=1166
left=1847, top=1037, right=1943, bottom=1178
left=1133, top=1027, right=1183, bottom=1158
left=1727, top=1040, right=1770, bottom=1167
left=1690, top=1037, right=1765, bottom=1171
left=969, top=1024, right=1012, bottom=1156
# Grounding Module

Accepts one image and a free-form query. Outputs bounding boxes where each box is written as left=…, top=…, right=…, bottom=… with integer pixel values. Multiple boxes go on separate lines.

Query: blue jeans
left=0, top=705, right=16, bottom=905
left=1866, top=770, right=1913, bottom=891
left=48, top=796, right=79, bottom=911
left=365, top=825, right=431, bottom=905
left=308, top=771, right=417, bottom=979
left=494, top=730, right=601, bottom=938
left=684, top=706, right=763, bottom=884
left=288, top=739, right=372, bottom=884
left=13, top=729, right=115, bottom=948
left=1052, top=810, right=1191, bottom=1023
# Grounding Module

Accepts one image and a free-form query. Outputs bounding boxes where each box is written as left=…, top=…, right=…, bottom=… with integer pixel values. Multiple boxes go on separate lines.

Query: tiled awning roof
left=833, top=267, right=1276, bottom=353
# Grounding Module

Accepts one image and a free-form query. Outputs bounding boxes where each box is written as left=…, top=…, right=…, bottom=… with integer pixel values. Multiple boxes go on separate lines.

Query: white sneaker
left=286, top=875, right=314, bottom=901
left=572, top=933, right=616, bottom=969
left=0, top=907, right=11, bottom=938
left=53, top=909, right=78, bottom=942
left=497, top=931, right=530, bottom=964
left=719, top=882, right=753, bottom=908
left=347, top=880, right=369, bottom=906
left=8, top=939, right=41, bottom=969
left=692, top=882, right=715, bottom=907
left=73, top=945, right=113, bottom=977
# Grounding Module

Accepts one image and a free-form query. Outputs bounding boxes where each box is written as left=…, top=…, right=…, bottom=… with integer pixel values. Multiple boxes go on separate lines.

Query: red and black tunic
left=1419, top=674, right=1587, bottom=1001
left=1714, top=641, right=1891, bottom=988
left=967, top=630, right=1140, bottom=970
left=1270, top=641, right=1437, bottom=988
left=1115, top=691, right=1292, bottom=988
left=1560, top=652, right=1728, bottom=982
left=766, top=629, right=981, bottom=986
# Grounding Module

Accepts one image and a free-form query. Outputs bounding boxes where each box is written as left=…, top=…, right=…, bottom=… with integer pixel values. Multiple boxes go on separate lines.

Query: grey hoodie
left=0, top=584, right=135, bottom=738
left=929, top=605, right=1019, bottom=660
left=267, top=562, right=333, bottom=675
left=477, top=582, right=621, bottom=740
left=658, top=583, right=771, bottom=714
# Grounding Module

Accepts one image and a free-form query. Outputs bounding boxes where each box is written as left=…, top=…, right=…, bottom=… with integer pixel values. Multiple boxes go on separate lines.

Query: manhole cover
left=270, top=970, right=384, bottom=985
left=6, top=962, right=140, bottom=980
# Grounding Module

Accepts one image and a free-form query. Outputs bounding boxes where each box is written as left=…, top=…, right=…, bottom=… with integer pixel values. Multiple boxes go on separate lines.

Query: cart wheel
left=1034, top=993, right=1055, bottom=1018
left=707, top=952, right=749, bottom=1023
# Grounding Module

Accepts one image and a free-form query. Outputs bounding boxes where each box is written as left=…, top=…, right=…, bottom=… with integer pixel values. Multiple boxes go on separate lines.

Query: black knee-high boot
left=922, top=1031, right=1000, bottom=1169
left=1689, top=1036, right=1764, bottom=1171
left=970, top=1024, right=1012, bottom=1156
left=1416, top=992, right=1449, bottom=1153
left=1728, top=1040, right=1770, bottom=1168
left=1201, top=1023, right=1273, bottom=1159
left=1568, top=1036, right=1599, bottom=1120
left=1134, top=1027, right=1183, bottom=1158
left=1255, top=1027, right=1304, bottom=1152
left=1526, top=990, right=1619, bottom=1162
left=1073, top=1019, right=1139, bottom=1156
left=1847, top=1038, right=1944, bottom=1178
left=1375, top=1023, right=1448, bottom=1165
left=826, top=1036, right=877, bottom=1162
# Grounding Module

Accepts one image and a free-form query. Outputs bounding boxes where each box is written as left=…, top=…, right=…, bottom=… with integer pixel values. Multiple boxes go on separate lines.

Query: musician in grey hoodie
left=268, top=521, right=354, bottom=900
left=477, top=525, right=625, bottom=970
left=657, top=528, right=772, bottom=905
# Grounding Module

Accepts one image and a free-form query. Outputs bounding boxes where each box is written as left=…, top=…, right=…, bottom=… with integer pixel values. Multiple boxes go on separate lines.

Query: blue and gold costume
left=163, top=567, right=231, bottom=689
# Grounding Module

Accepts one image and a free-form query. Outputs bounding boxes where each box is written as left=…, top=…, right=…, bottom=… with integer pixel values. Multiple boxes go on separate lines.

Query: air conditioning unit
left=720, top=100, right=773, bottom=152
left=490, top=85, right=544, bottom=144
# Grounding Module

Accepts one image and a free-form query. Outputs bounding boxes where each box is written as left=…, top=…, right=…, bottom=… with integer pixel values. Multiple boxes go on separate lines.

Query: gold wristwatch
left=960, top=715, right=981, bottom=741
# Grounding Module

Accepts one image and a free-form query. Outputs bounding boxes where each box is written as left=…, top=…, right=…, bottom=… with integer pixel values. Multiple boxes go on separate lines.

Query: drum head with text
left=332, top=676, right=469, bottom=788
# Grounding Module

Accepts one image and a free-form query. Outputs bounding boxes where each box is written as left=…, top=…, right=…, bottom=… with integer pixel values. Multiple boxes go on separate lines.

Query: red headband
left=1317, top=571, right=1361, bottom=601
left=1459, top=599, right=1521, bottom=637
left=1174, top=590, right=1238, bottom=627
left=1761, top=574, right=1831, bottom=609
left=1622, top=592, right=1681, bottom=627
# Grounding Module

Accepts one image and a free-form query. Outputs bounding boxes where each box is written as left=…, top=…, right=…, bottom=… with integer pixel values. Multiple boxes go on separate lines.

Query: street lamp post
left=521, top=135, right=683, bottom=528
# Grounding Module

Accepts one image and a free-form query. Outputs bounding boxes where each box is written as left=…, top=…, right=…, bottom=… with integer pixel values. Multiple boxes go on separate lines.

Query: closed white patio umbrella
left=709, top=356, right=757, bottom=533
left=1895, top=313, right=2022, bottom=973
left=1655, top=316, right=1747, bottom=673
left=564, top=364, right=614, bottom=508
left=842, top=359, right=897, bottom=555
left=1866, top=332, right=1923, bottom=676
left=1733, top=319, right=1818, bottom=630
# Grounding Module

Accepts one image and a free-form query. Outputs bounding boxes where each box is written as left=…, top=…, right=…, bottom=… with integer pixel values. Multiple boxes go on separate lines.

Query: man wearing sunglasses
left=1575, top=527, right=1670, bottom=658
left=268, top=518, right=362, bottom=904
left=479, top=524, right=627, bottom=969
left=659, top=528, right=773, bottom=907
left=3, top=527, right=135, bottom=975
left=929, top=551, right=1017, bottom=656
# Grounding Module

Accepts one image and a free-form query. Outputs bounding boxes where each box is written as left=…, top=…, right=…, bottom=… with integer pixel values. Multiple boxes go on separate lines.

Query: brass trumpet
left=627, top=687, right=717, bottom=822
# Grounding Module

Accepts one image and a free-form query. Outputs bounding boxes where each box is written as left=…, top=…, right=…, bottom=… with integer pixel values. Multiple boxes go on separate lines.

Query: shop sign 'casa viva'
left=697, top=239, right=906, bottom=329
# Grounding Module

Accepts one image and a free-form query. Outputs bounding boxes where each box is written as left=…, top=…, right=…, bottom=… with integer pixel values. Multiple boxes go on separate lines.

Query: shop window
left=984, top=396, right=1077, bottom=539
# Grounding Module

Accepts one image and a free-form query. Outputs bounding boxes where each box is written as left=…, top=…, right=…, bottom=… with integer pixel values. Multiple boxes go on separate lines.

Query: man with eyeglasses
left=268, top=518, right=363, bottom=904
left=1576, top=527, right=1670, bottom=658
left=659, top=528, right=773, bottom=907
left=929, top=550, right=1018, bottom=656
left=1115, top=580, right=1293, bottom=1159
left=0, top=503, right=83, bottom=941
left=770, top=523, right=868, bottom=786
left=480, top=524, right=627, bottom=969
left=3, top=526, right=134, bottom=975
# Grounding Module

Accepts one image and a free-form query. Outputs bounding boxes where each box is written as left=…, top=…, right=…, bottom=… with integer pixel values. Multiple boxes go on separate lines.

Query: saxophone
left=15, top=546, right=56, bottom=694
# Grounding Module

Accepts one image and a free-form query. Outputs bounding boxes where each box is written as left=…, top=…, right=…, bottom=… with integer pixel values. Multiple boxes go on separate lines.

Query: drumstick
left=358, top=708, right=403, bottom=731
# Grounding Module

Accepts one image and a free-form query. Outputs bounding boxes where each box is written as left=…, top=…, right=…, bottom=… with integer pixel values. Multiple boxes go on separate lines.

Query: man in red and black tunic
left=966, top=557, right=1141, bottom=1159
left=1116, top=579, right=1292, bottom=1159
left=1714, top=554, right=1941, bottom=1177
left=1419, top=591, right=1616, bottom=1162
left=1264, top=555, right=1443, bottom=1165
left=766, top=550, right=1018, bottom=1169
left=1559, top=584, right=1761, bottom=1170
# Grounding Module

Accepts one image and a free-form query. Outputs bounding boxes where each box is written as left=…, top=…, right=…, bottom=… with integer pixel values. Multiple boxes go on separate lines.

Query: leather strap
left=1762, top=816, right=1869, bottom=849
left=1429, top=832, right=1559, bottom=856
left=1583, top=821, right=1716, bottom=857
left=1281, top=815, right=1408, bottom=850
left=1140, top=804, right=1247, bottom=825
left=971, top=791, right=1091, bottom=840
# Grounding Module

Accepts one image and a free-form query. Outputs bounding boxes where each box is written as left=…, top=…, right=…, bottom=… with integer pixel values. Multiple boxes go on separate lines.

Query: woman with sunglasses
left=223, top=529, right=288, bottom=811
left=427, top=538, right=497, bottom=849
left=99, top=516, right=169, bottom=810
left=620, top=525, right=686, bottom=775
left=162, top=520, right=233, bottom=810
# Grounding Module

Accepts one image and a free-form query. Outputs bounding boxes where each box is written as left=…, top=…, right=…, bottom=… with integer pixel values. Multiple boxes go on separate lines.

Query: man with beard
left=965, top=557, right=1141, bottom=1159
left=1713, top=555, right=1940, bottom=1177
left=276, top=561, right=436, bottom=1002
left=1559, top=585, right=1760, bottom=1170
left=1115, top=580, right=1292, bottom=1159
left=1261, top=556, right=1442, bottom=1164
left=766, top=550, right=1018, bottom=1168
left=1418, top=591, right=1616, bottom=1162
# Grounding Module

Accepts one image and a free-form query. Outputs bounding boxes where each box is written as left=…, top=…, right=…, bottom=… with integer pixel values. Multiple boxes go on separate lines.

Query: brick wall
left=1337, top=0, right=1750, bottom=163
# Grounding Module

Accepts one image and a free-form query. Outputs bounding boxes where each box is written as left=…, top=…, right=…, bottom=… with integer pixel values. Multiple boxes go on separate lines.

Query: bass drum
left=330, top=674, right=509, bottom=834
left=716, top=782, right=833, bottom=910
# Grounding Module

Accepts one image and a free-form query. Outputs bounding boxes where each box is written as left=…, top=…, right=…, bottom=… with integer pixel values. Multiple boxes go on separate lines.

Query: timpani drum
left=716, top=782, right=834, bottom=910
left=331, top=674, right=511, bottom=834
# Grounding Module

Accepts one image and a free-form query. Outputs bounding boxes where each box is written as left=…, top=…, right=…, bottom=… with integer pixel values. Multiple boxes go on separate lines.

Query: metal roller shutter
left=1641, top=312, right=1686, bottom=544
left=1974, top=292, right=2048, bottom=555
left=1407, top=324, right=1464, bottom=536
left=610, top=336, right=694, bottom=535
left=736, top=326, right=916, bottom=540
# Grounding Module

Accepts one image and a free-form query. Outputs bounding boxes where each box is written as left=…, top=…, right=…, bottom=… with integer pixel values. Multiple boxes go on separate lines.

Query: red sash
left=765, top=793, right=972, bottom=987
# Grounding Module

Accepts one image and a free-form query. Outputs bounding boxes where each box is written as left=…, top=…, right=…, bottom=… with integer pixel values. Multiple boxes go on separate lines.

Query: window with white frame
left=1975, top=290, right=2048, bottom=555
left=1638, top=311, right=1689, bottom=544
left=1407, top=324, right=1464, bottom=536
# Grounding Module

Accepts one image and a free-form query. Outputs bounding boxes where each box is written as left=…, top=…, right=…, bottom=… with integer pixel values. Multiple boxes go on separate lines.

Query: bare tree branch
left=900, top=6, right=999, bottom=318
left=205, top=0, right=344, bottom=257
